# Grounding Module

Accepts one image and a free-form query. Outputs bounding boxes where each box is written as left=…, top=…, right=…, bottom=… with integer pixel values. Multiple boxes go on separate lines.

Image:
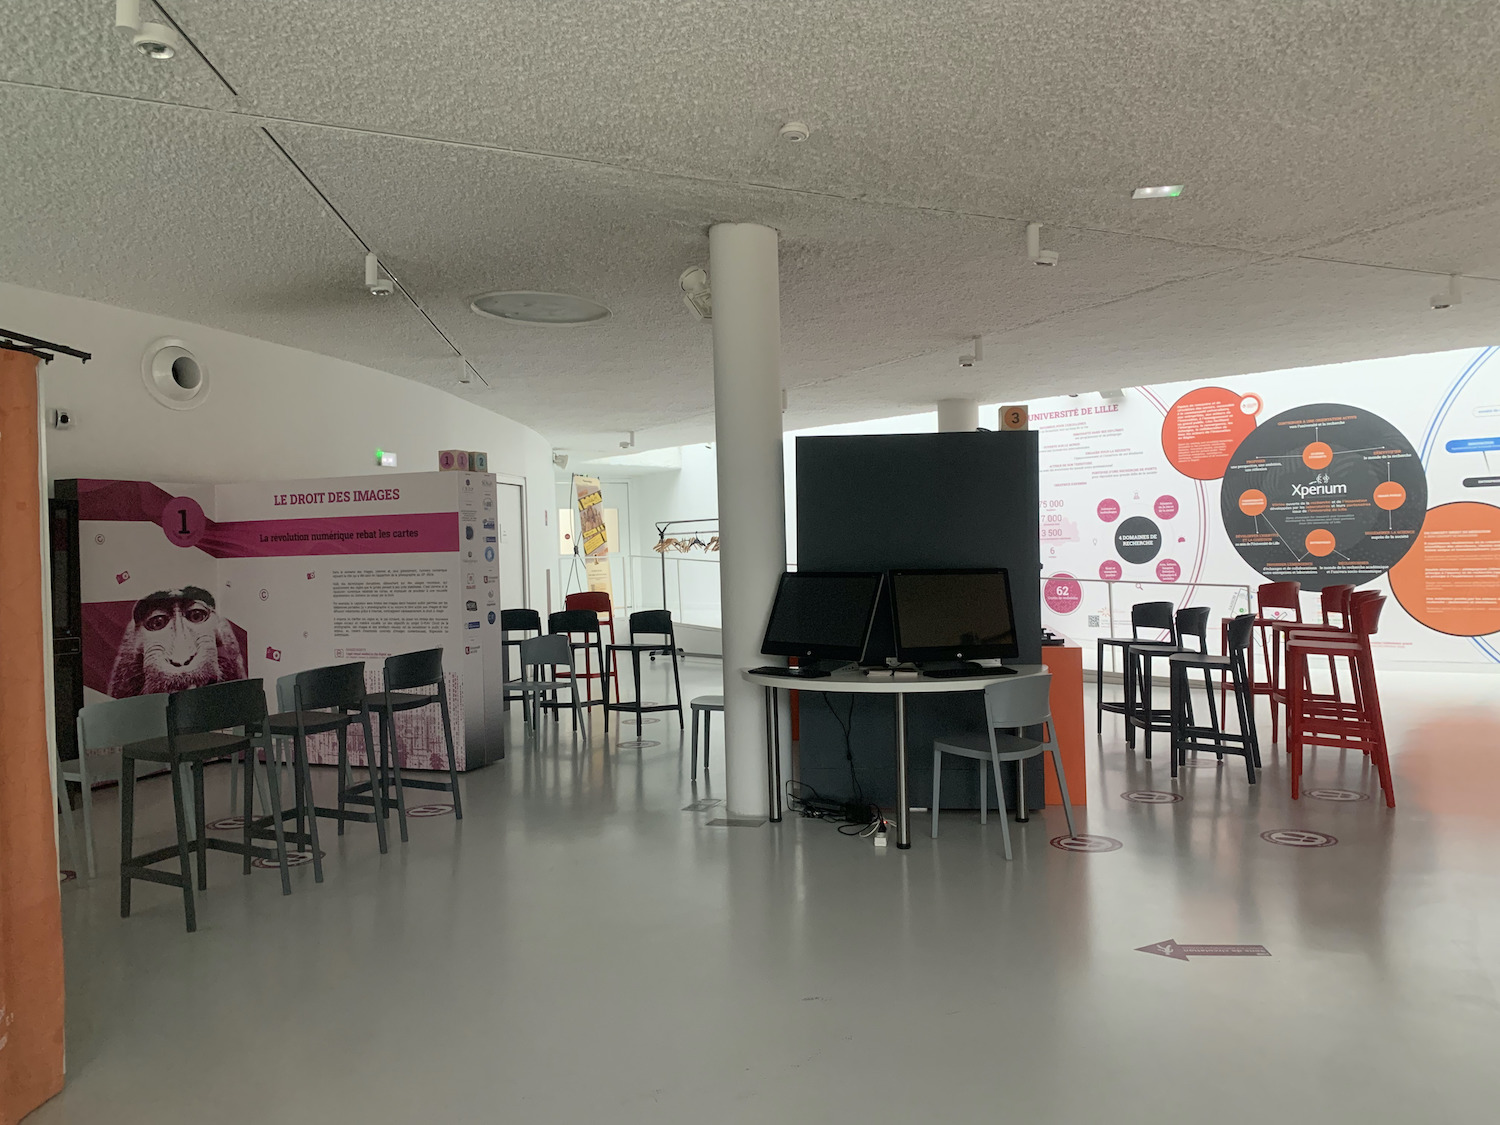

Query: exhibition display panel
left=55, top=471, right=508, bottom=771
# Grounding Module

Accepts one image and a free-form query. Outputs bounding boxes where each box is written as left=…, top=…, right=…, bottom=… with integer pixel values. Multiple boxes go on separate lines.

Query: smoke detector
left=779, top=121, right=810, bottom=143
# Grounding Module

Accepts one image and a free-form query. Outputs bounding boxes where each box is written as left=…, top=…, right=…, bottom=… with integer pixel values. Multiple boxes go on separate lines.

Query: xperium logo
left=115, top=570, right=130, bottom=584
left=306, top=571, right=316, bottom=580
left=1293, top=472, right=1346, bottom=500
left=265, top=647, right=282, bottom=662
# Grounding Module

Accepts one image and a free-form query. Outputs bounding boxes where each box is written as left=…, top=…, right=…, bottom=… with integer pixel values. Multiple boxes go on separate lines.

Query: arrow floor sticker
left=1137, top=939, right=1271, bottom=961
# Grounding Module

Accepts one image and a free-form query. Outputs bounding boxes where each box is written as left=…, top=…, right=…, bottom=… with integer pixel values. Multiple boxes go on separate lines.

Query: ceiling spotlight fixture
left=115, top=0, right=178, bottom=59
left=679, top=267, right=712, bottom=320
left=619, top=431, right=636, bottom=450
left=779, top=121, right=811, bottom=143
left=959, top=336, right=984, bottom=368
left=1430, top=274, right=1462, bottom=311
left=1026, top=222, right=1059, bottom=267
left=469, top=291, right=611, bottom=326
left=458, top=359, right=474, bottom=384
left=1131, top=184, right=1184, bottom=200
left=364, top=252, right=394, bottom=297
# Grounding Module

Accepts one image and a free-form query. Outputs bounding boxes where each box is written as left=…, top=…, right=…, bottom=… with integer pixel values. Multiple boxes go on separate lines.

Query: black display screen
left=760, top=572, right=883, bottom=660
left=889, top=569, right=1018, bottom=661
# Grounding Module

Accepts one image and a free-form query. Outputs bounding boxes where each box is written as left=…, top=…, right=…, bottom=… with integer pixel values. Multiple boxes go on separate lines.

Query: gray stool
left=690, top=695, right=723, bottom=779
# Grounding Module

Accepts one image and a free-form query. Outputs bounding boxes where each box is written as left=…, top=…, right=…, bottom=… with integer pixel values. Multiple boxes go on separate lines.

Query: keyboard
left=749, top=665, right=832, bottom=679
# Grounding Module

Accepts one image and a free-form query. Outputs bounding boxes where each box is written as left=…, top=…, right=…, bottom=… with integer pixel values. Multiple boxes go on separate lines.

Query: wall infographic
left=1034, top=346, right=1500, bottom=672
left=70, top=471, right=506, bottom=768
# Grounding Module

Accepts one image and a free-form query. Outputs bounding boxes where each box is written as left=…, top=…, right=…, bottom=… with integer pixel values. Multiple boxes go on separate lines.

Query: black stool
left=366, top=647, right=461, bottom=824
left=605, top=610, right=685, bottom=734
left=1127, top=606, right=1217, bottom=757
left=548, top=609, right=607, bottom=707
left=501, top=608, right=541, bottom=709
left=1097, top=601, right=1175, bottom=735
left=266, top=662, right=388, bottom=871
left=1170, top=613, right=1260, bottom=782
left=120, top=678, right=291, bottom=933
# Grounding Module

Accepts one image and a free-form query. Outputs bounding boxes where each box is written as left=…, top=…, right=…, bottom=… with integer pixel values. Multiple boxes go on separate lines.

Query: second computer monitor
left=888, top=568, right=1019, bottom=664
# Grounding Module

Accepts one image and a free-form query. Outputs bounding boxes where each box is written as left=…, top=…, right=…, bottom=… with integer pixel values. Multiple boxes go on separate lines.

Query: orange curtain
left=0, top=349, right=65, bottom=1123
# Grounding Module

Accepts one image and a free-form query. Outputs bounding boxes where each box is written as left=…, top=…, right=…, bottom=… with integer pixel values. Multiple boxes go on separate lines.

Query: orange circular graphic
left=1304, top=529, right=1337, bottom=557
left=1161, top=387, right=1260, bottom=481
left=1373, top=481, right=1406, bottom=510
left=1302, top=441, right=1334, bottom=470
left=1238, top=489, right=1267, bottom=516
left=1389, top=502, right=1500, bottom=636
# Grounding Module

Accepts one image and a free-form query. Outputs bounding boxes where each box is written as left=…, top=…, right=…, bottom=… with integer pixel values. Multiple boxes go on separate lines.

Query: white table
left=742, top=664, right=1047, bottom=848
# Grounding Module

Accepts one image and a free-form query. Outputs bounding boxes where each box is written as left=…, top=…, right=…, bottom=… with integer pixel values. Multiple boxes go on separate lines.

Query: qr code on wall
left=1087, top=615, right=1101, bottom=628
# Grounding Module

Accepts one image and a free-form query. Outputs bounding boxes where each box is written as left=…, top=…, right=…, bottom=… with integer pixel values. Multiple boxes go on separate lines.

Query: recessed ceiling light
left=469, top=291, right=612, bottom=326
left=1131, top=184, right=1184, bottom=200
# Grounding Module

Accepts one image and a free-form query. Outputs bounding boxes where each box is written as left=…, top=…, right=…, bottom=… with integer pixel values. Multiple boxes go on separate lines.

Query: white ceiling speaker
left=1027, top=222, right=1059, bottom=267
left=679, top=267, right=712, bottom=320
left=115, top=1, right=178, bottom=60
left=1430, top=274, right=1462, bottom=311
left=552, top=451, right=570, bottom=470
left=959, top=336, right=984, bottom=367
left=141, top=338, right=209, bottom=410
left=365, top=252, right=394, bottom=297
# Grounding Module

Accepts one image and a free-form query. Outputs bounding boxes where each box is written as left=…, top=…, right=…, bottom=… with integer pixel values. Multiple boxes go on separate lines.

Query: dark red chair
left=565, top=590, right=620, bottom=703
left=1221, top=581, right=1301, bottom=742
left=1284, top=594, right=1393, bottom=806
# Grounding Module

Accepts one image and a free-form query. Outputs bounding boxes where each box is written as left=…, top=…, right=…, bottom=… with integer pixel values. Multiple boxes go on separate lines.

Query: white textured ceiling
left=3, top=1, right=1499, bottom=455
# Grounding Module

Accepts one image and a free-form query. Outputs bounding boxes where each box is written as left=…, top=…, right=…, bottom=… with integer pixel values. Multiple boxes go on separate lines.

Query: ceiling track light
left=679, top=266, right=712, bottom=320
left=959, top=336, right=984, bottom=368
left=619, top=431, right=637, bottom=450
left=364, top=251, right=394, bottom=297
left=1131, top=184, right=1184, bottom=200
left=1430, top=274, right=1462, bottom=311
left=115, top=0, right=178, bottom=59
left=1026, top=222, right=1059, bottom=267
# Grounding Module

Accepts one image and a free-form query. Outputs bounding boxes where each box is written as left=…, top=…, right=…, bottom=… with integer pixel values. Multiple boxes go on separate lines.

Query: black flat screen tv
left=760, top=571, right=884, bottom=662
left=888, top=568, right=1019, bottom=663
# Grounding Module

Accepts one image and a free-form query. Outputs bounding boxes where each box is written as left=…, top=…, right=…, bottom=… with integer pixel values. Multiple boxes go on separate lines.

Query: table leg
left=895, top=693, right=911, bottom=849
left=1015, top=756, right=1029, bottom=822
left=764, top=686, right=782, bottom=823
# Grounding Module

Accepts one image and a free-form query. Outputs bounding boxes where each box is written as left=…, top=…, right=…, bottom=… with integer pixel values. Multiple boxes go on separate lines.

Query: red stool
left=1221, top=581, right=1302, bottom=743
left=1269, top=584, right=1356, bottom=732
left=1284, top=594, right=1394, bottom=806
left=565, top=590, right=621, bottom=703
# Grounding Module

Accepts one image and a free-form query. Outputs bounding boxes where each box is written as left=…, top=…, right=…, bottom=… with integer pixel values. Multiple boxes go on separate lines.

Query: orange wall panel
left=0, top=349, right=66, bottom=1124
left=1042, top=644, right=1087, bottom=806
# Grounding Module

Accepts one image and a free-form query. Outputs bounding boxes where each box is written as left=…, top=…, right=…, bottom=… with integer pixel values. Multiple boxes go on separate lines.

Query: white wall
left=8, top=282, right=556, bottom=609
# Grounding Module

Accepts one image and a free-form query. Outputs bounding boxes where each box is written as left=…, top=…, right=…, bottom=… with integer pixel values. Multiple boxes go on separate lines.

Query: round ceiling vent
left=141, top=338, right=209, bottom=410
left=469, top=290, right=611, bottom=326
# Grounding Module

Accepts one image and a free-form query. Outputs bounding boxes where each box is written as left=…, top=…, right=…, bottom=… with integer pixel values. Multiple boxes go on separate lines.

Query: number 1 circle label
left=160, top=496, right=207, bottom=548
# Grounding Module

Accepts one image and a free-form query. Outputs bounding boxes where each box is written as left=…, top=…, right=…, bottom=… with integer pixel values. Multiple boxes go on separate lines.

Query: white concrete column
left=937, top=398, right=979, bottom=432
left=710, top=222, right=786, bottom=821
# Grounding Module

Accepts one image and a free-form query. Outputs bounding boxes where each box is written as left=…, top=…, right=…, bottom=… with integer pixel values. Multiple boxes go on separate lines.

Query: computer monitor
left=888, top=568, right=1019, bottom=664
left=760, top=571, right=884, bottom=662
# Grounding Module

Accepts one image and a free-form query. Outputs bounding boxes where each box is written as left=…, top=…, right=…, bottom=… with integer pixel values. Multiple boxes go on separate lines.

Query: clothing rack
left=655, top=518, right=719, bottom=609
left=1, top=328, right=92, bottom=365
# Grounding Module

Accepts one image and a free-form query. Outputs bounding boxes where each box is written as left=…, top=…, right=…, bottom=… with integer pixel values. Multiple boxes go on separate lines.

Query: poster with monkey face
left=69, top=472, right=505, bottom=770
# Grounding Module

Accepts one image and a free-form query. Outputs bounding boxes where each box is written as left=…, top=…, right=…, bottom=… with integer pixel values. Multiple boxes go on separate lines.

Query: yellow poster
left=573, top=474, right=607, bottom=556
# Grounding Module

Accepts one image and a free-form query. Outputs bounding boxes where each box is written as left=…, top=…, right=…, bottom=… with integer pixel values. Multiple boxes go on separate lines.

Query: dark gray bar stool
left=1097, top=601, right=1175, bottom=736
left=119, top=678, right=290, bottom=933
left=266, top=662, right=387, bottom=872
left=605, top=610, right=685, bottom=734
left=365, top=647, right=459, bottom=825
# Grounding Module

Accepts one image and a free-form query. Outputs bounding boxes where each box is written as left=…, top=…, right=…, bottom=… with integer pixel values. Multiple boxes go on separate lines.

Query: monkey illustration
left=108, top=587, right=247, bottom=697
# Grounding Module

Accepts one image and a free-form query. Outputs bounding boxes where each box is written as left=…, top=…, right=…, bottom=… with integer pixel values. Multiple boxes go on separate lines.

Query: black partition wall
left=795, top=431, right=1044, bottom=811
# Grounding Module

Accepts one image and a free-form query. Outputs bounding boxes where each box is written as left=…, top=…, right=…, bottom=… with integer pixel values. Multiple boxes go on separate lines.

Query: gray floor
left=38, top=658, right=1500, bottom=1124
